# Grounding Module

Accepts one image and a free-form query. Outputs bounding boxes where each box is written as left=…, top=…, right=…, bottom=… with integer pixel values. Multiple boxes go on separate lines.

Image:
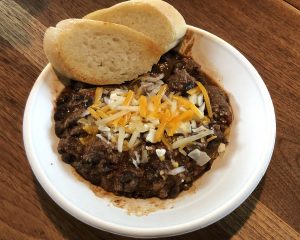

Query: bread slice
left=84, top=0, right=187, bottom=52
left=43, top=19, right=162, bottom=85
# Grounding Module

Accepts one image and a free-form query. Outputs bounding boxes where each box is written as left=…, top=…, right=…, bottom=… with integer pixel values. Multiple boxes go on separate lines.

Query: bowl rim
left=23, top=25, right=276, bottom=238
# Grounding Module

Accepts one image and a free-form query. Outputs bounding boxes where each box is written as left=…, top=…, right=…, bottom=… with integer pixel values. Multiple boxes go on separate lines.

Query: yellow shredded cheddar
left=161, top=134, right=172, bottom=150
left=155, top=110, right=171, bottom=142
left=207, top=135, right=217, bottom=142
left=111, top=118, right=120, bottom=128
left=151, top=95, right=160, bottom=110
left=172, top=95, right=204, bottom=119
left=88, top=107, right=101, bottom=119
left=167, top=110, right=194, bottom=136
left=160, top=101, right=169, bottom=110
left=187, top=87, right=200, bottom=95
left=119, top=112, right=131, bottom=126
left=196, top=81, right=213, bottom=119
left=157, top=84, right=168, bottom=99
left=106, top=109, right=117, bottom=115
left=96, top=109, right=108, bottom=118
left=148, top=85, right=168, bottom=119
left=82, top=125, right=98, bottom=135
left=79, top=137, right=91, bottom=145
left=94, top=87, right=103, bottom=104
left=202, top=116, right=211, bottom=125
left=139, top=96, right=147, bottom=118
left=100, top=105, right=110, bottom=113
left=123, top=90, right=134, bottom=106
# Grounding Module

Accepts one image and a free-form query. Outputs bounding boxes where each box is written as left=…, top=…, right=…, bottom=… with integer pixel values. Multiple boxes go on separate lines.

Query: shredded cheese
left=172, top=130, right=214, bottom=149
left=123, top=90, right=134, bottom=106
left=167, top=110, right=194, bottom=136
left=196, top=81, right=213, bottom=119
left=88, top=107, right=101, bottom=120
left=172, top=95, right=204, bottom=120
left=94, top=87, right=103, bottom=104
left=96, top=110, right=129, bottom=125
left=154, top=109, right=171, bottom=141
left=96, top=109, right=108, bottom=118
left=81, top=76, right=222, bottom=154
left=161, top=134, right=172, bottom=150
left=187, top=86, right=200, bottom=95
left=117, top=127, right=125, bottom=152
left=207, top=135, right=217, bottom=142
left=168, top=166, right=186, bottom=175
left=83, top=125, right=98, bottom=135
left=138, top=95, right=147, bottom=118
left=128, top=128, right=140, bottom=147
left=115, top=106, right=139, bottom=111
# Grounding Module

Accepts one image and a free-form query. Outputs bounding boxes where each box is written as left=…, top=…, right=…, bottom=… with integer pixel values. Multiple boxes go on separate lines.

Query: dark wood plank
left=0, top=0, right=299, bottom=239
left=284, top=0, right=300, bottom=10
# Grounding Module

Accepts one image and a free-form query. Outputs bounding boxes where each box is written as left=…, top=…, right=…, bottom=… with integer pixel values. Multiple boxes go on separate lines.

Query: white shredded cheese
left=156, top=148, right=166, bottom=158
left=108, top=93, right=125, bottom=109
left=199, top=102, right=205, bottom=113
left=134, top=151, right=140, bottom=164
left=139, top=73, right=164, bottom=82
left=132, top=159, right=139, bottom=168
left=218, top=143, right=226, bottom=153
left=191, top=120, right=197, bottom=129
left=171, top=100, right=177, bottom=114
left=176, top=122, right=192, bottom=134
left=141, top=148, right=149, bottom=163
left=197, top=94, right=203, bottom=106
left=148, top=118, right=160, bottom=126
left=192, top=125, right=208, bottom=133
left=179, top=148, right=187, bottom=156
left=115, top=106, right=139, bottom=111
left=96, top=134, right=110, bottom=144
left=128, top=129, right=140, bottom=148
left=168, top=166, right=186, bottom=175
left=131, top=98, right=139, bottom=106
left=188, top=94, right=197, bottom=105
left=117, top=127, right=125, bottom=152
left=188, top=149, right=211, bottom=166
left=162, top=94, right=172, bottom=104
left=172, top=130, right=214, bottom=149
left=111, top=88, right=127, bottom=95
left=98, top=125, right=111, bottom=132
left=104, top=97, right=109, bottom=104
left=81, top=110, right=90, bottom=117
left=146, top=128, right=156, bottom=143
left=106, top=131, right=112, bottom=140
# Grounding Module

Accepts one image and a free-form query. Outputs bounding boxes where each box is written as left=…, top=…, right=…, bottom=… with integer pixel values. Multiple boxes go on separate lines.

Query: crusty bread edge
left=44, top=19, right=163, bottom=85
left=84, top=0, right=187, bottom=52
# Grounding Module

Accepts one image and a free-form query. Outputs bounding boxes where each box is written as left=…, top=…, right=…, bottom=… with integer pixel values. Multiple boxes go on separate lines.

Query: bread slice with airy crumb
left=43, top=19, right=163, bottom=85
left=84, top=0, right=187, bottom=52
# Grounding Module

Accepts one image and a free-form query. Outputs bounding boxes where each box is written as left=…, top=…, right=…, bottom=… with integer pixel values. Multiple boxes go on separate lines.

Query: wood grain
left=0, top=0, right=299, bottom=239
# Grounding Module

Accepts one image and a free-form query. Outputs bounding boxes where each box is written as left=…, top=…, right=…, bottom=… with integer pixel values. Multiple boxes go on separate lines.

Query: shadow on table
left=34, top=176, right=265, bottom=240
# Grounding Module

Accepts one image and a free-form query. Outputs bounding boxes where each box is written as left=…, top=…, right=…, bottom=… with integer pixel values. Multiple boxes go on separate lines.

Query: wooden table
left=1, top=0, right=299, bottom=239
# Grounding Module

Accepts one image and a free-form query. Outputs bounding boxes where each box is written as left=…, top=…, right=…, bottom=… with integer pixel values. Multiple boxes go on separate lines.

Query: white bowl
left=23, top=26, right=276, bottom=238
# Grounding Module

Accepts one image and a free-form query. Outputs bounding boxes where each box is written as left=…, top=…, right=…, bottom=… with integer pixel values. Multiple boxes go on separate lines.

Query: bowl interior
left=23, top=26, right=275, bottom=237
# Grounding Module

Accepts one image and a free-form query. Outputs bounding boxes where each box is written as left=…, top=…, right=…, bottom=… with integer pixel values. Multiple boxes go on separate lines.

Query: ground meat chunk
left=207, top=85, right=233, bottom=126
left=168, top=69, right=196, bottom=93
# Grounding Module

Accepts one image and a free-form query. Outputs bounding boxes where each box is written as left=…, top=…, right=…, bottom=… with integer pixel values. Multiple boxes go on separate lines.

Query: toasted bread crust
left=43, top=19, right=162, bottom=85
left=84, top=0, right=187, bottom=52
